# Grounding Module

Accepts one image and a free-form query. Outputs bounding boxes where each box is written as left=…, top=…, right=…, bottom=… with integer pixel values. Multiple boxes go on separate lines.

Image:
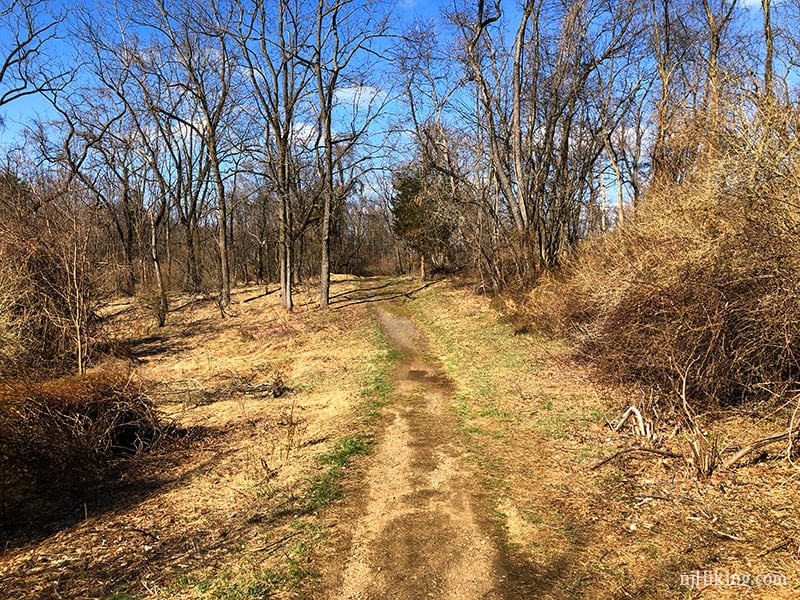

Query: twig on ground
left=634, top=494, right=673, bottom=502
left=757, top=539, right=793, bottom=557
left=711, top=529, right=746, bottom=542
left=128, top=527, right=160, bottom=541
left=591, top=446, right=683, bottom=470
left=251, top=530, right=303, bottom=554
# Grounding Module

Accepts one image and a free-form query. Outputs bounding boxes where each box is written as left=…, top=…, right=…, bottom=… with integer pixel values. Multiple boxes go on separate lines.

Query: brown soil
left=327, top=305, right=503, bottom=599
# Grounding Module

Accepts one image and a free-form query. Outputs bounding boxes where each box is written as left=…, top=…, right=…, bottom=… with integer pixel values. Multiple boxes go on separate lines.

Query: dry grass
left=407, top=282, right=800, bottom=599
left=0, top=276, right=394, bottom=599
left=7, top=273, right=800, bottom=598
left=520, top=99, right=800, bottom=431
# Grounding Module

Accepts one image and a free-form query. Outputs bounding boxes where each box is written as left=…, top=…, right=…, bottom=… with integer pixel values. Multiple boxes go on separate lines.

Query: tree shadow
left=490, top=506, right=598, bottom=599
left=331, top=280, right=440, bottom=310
left=124, top=330, right=200, bottom=360
left=0, top=425, right=224, bottom=551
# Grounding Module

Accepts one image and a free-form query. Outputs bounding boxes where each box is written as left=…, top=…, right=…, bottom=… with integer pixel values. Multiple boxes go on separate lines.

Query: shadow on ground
left=0, top=425, right=222, bottom=551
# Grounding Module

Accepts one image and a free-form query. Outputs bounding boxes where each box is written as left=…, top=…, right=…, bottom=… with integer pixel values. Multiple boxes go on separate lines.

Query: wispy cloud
left=335, top=84, right=387, bottom=108
left=397, top=0, right=420, bottom=9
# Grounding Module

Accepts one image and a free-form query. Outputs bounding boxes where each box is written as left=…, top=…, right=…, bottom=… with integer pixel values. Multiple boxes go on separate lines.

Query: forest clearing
left=2, top=277, right=798, bottom=599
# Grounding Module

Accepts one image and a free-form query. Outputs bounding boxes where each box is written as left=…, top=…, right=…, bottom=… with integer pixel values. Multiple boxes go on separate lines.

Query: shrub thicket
left=0, top=369, right=164, bottom=503
left=528, top=111, right=800, bottom=413
left=0, top=171, right=98, bottom=375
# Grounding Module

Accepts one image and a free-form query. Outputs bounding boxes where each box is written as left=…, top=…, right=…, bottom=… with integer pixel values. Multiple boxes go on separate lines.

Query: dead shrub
left=0, top=369, right=165, bottom=501
left=0, top=238, right=90, bottom=375
left=0, top=172, right=100, bottom=375
left=527, top=125, right=800, bottom=414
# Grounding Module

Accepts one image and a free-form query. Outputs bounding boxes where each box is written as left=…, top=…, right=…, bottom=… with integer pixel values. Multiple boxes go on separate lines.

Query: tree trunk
left=217, top=201, right=231, bottom=307
left=185, top=224, right=201, bottom=293
left=149, top=208, right=169, bottom=327
left=320, top=199, right=331, bottom=308
left=604, top=135, right=625, bottom=226
left=762, top=0, right=773, bottom=102
left=212, top=155, right=231, bottom=307
left=280, top=188, right=293, bottom=311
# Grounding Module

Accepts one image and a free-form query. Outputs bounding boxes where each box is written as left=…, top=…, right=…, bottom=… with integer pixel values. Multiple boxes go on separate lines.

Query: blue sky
left=0, top=0, right=450, bottom=147
left=0, top=0, right=775, bottom=149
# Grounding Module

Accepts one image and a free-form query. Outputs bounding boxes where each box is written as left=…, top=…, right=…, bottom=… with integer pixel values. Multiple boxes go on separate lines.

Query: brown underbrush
left=525, top=151, right=800, bottom=418
left=0, top=368, right=164, bottom=508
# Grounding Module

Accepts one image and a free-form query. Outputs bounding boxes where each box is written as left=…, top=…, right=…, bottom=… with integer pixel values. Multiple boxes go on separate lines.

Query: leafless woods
left=1, top=0, right=799, bottom=373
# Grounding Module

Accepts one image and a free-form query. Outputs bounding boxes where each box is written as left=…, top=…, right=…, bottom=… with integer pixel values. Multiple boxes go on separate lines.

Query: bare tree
left=450, top=0, right=642, bottom=272
left=0, top=0, right=67, bottom=114
left=142, top=0, right=240, bottom=308
left=647, top=0, right=700, bottom=187
left=698, top=0, right=741, bottom=147
left=234, top=0, right=319, bottom=311
left=308, top=0, right=390, bottom=308
left=92, top=28, right=212, bottom=294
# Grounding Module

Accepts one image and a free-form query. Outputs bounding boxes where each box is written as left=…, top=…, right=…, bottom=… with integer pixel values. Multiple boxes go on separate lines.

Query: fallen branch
left=721, top=428, right=800, bottom=470
left=591, top=446, right=683, bottom=470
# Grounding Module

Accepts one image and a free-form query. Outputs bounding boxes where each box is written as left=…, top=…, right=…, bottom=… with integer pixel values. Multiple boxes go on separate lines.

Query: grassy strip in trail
left=304, top=434, right=374, bottom=512
left=405, top=289, right=529, bottom=500
left=406, top=284, right=800, bottom=599
left=304, top=319, right=399, bottom=514
left=358, top=321, right=402, bottom=419
left=403, top=285, right=602, bottom=524
left=403, top=285, right=629, bottom=598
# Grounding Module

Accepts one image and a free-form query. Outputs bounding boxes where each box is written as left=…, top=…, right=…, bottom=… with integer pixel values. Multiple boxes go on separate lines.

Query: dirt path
left=332, top=305, right=504, bottom=599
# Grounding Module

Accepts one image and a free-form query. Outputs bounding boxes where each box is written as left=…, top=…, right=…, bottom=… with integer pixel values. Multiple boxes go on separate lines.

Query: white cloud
left=397, top=0, right=419, bottom=9
left=291, top=121, right=319, bottom=146
left=334, top=84, right=388, bottom=110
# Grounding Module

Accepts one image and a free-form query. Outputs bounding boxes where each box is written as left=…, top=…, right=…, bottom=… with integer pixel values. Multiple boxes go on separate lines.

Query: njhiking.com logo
left=680, top=570, right=787, bottom=589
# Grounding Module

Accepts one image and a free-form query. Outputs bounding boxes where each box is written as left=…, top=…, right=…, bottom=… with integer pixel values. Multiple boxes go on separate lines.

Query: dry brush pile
left=0, top=369, right=164, bottom=507
left=0, top=174, right=168, bottom=523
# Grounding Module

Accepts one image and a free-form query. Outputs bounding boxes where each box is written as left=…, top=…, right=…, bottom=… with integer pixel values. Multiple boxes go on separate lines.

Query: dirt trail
left=333, top=305, right=503, bottom=599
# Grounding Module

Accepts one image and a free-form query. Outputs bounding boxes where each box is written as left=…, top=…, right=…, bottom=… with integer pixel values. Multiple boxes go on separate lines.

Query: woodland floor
left=1, top=276, right=800, bottom=599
